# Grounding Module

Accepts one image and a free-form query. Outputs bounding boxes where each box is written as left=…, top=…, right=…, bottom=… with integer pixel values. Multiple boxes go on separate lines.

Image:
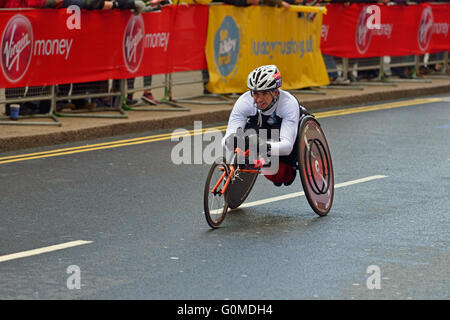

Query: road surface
left=0, top=94, right=449, bottom=300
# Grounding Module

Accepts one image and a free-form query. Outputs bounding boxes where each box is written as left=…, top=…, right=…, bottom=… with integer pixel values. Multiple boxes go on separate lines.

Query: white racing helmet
left=247, top=65, right=282, bottom=91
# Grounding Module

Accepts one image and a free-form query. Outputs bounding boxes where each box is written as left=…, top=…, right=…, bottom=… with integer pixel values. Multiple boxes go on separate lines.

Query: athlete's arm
left=267, top=95, right=300, bottom=156
left=222, top=93, right=254, bottom=150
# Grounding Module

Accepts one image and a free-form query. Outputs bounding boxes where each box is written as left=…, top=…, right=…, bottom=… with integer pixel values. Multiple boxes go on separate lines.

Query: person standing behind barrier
left=376, top=0, right=413, bottom=79
left=111, top=77, right=157, bottom=107
left=177, top=0, right=212, bottom=4
left=112, top=0, right=146, bottom=12
left=0, top=0, right=59, bottom=7
left=55, top=0, right=146, bottom=11
left=141, top=76, right=159, bottom=104
left=210, top=0, right=258, bottom=6
left=0, top=0, right=145, bottom=9
left=123, top=77, right=157, bottom=105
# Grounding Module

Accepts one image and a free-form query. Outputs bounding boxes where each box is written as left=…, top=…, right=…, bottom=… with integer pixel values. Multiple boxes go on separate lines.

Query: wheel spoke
left=204, top=159, right=229, bottom=228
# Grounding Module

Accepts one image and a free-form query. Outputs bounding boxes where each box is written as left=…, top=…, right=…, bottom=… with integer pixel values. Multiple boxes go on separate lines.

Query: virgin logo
left=418, top=7, right=433, bottom=52
left=355, top=6, right=373, bottom=55
left=123, top=15, right=145, bottom=73
left=1, top=15, right=33, bottom=83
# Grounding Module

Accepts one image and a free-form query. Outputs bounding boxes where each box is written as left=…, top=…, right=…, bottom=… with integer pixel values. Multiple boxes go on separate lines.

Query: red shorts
left=262, top=161, right=294, bottom=184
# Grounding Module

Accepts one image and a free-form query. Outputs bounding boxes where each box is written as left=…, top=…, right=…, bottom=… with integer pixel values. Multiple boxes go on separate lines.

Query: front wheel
left=204, top=158, right=229, bottom=228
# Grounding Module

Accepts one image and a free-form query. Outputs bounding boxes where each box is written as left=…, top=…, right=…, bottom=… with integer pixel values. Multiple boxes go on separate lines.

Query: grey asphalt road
left=0, top=94, right=449, bottom=300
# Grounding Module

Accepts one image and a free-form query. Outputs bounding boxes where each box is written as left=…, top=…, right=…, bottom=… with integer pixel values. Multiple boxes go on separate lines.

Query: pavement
left=1, top=76, right=450, bottom=153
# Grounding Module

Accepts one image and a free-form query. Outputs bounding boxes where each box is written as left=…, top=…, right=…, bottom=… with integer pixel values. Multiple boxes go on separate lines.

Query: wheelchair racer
left=222, top=65, right=309, bottom=187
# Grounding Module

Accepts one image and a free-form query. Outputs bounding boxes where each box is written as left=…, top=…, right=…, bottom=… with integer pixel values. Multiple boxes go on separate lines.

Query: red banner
left=321, top=3, right=450, bottom=58
left=0, top=5, right=209, bottom=88
left=1, top=4, right=448, bottom=89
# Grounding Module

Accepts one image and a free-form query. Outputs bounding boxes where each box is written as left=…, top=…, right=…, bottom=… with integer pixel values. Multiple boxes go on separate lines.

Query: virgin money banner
left=321, top=3, right=450, bottom=58
left=205, top=5, right=329, bottom=94
left=0, top=6, right=208, bottom=89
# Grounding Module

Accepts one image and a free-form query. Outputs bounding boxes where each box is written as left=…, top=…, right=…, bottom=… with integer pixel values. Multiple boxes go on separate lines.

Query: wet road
left=0, top=94, right=449, bottom=300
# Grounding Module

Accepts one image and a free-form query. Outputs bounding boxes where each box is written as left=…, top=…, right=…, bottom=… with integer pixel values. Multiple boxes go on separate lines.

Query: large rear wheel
left=297, top=116, right=334, bottom=216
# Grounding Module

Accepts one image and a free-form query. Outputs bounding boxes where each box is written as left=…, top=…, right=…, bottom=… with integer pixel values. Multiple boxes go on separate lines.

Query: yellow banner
left=205, top=6, right=330, bottom=94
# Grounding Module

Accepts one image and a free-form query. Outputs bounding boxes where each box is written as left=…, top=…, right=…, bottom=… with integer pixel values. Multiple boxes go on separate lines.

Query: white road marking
left=0, top=240, right=93, bottom=263
left=240, top=175, right=387, bottom=209
left=209, top=175, right=387, bottom=213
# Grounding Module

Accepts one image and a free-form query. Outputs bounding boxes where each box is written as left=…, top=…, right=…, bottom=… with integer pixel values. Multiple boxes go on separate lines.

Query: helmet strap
left=265, top=90, right=279, bottom=111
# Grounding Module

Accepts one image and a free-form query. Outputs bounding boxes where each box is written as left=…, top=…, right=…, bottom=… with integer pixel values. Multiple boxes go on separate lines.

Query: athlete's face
left=251, top=89, right=278, bottom=111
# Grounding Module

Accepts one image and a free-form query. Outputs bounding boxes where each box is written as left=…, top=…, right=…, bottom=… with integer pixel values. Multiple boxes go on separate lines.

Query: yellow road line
left=0, top=126, right=226, bottom=164
left=0, top=97, right=443, bottom=165
left=314, top=98, right=442, bottom=119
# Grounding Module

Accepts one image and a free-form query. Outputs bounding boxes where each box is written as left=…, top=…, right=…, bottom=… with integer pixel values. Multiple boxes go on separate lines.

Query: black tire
left=227, top=166, right=258, bottom=209
left=204, top=157, right=229, bottom=228
left=297, top=116, right=334, bottom=216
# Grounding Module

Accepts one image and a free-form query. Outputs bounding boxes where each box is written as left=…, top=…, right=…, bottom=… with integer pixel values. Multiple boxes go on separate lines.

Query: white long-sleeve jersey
left=222, top=89, right=301, bottom=156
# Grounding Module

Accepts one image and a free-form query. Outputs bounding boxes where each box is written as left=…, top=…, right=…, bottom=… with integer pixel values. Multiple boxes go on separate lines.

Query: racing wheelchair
left=203, top=113, right=334, bottom=229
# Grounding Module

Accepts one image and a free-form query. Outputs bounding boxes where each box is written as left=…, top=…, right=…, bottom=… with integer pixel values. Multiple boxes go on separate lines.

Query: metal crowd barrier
left=123, top=74, right=191, bottom=112
left=0, top=85, right=60, bottom=126
left=324, top=52, right=449, bottom=91
left=0, top=52, right=448, bottom=126
left=53, top=80, right=127, bottom=119
left=123, top=71, right=235, bottom=112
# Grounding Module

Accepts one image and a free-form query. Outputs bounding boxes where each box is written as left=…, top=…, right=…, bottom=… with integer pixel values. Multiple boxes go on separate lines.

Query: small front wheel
left=204, top=158, right=230, bottom=228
